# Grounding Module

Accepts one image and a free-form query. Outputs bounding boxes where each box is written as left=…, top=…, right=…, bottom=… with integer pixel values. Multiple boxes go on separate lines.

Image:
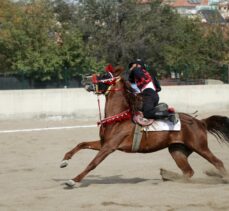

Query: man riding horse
left=128, top=59, right=177, bottom=124
left=60, top=65, right=229, bottom=187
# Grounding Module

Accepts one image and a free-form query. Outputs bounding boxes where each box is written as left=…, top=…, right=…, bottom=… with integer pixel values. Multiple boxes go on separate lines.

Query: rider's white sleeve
left=131, top=83, right=141, bottom=93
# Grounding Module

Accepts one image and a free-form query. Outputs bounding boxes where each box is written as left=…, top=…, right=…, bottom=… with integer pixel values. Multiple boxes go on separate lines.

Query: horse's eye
left=102, top=73, right=112, bottom=79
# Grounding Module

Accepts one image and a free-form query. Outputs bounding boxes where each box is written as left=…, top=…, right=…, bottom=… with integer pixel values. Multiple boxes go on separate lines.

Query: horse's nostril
left=82, top=75, right=92, bottom=85
left=85, top=84, right=94, bottom=92
left=85, top=85, right=90, bottom=90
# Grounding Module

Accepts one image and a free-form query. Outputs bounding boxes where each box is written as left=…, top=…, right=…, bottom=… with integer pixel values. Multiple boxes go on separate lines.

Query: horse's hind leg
left=195, top=146, right=227, bottom=176
left=60, top=141, right=101, bottom=168
left=168, top=144, right=194, bottom=178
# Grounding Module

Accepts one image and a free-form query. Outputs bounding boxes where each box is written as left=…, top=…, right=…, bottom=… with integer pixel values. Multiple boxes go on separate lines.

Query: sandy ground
left=1, top=111, right=229, bottom=211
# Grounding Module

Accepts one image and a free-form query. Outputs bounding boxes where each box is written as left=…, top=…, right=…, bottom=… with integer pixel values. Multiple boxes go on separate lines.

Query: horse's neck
left=104, top=84, right=129, bottom=117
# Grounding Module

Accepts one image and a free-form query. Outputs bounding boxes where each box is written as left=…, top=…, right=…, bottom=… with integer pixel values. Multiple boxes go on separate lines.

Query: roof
left=137, top=0, right=152, bottom=4
left=171, top=0, right=209, bottom=8
left=198, top=9, right=226, bottom=24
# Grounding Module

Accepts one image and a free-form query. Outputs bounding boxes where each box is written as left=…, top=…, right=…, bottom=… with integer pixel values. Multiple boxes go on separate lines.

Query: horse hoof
left=160, top=168, right=183, bottom=181
left=205, top=170, right=223, bottom=178
left=65, top=179, right=76, bottom=187
left=60, top=160, right=68, bottom=168
left=222, top=175, right=229, bottom=184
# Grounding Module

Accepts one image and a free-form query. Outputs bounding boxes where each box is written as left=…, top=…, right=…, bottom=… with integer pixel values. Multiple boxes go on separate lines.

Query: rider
left=128, top=59, right=177, bottom=124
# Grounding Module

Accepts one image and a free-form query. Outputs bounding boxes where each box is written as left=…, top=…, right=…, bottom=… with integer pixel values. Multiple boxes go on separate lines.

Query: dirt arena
left=1, top=111, right=229, bottom=211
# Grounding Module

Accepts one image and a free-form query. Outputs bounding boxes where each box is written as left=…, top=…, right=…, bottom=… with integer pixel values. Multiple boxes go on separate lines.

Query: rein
left=97, top=95, right=102, bottom=122
left=95, top=87, right=124, bottom=94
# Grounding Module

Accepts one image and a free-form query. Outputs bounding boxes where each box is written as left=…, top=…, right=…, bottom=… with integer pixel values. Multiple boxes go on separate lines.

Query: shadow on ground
left=53, top=174, right=161, bottom=189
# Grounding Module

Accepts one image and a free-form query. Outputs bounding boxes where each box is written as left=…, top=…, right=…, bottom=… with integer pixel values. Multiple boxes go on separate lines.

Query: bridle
left=90, top=71, right=131, bottom=126
left=91, top=72, right=122, bottom=96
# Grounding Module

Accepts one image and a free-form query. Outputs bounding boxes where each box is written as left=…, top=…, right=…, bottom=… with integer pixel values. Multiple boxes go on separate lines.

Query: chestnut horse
left=61, top=66, right=229, bottom=187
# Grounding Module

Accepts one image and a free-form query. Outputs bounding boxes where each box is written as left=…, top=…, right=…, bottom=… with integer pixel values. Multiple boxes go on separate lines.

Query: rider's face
left=130, top=63, right=141, bottom=71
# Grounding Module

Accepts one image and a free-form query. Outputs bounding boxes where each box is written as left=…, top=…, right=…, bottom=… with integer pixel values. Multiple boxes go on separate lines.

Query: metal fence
left=0, top=68, right=228, bottom=90
left=0, top=76, right=82, bottom=90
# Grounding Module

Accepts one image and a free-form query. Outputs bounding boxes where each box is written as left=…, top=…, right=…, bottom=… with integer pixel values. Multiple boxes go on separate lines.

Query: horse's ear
left=113, top=66, right=125, bottom=76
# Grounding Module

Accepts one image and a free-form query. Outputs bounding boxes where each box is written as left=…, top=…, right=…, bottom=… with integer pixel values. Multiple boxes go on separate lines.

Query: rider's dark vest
left=129, top=67, right=162, bottom=92
left=135, top=68, right=152, bottom=90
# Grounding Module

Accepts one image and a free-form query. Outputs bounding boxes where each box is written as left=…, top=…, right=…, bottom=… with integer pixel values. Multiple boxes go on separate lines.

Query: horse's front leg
left=60, top=140, right=101, bottom=168
left=65, top=136, right=125, bottom=187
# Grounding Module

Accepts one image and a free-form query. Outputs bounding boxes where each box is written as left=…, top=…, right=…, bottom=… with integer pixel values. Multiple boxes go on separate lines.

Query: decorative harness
left=97, top=109, right=132, bottom=126
left=91, top=72, right=132, bottom=126
left=92, top=70, right=143, bottom=152
left=91, top=73, right=122, bottom=95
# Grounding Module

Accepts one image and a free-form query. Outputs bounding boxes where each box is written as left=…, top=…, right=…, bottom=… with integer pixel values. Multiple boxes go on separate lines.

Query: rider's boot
left=168, top=113, right=179, bottom=124
left=153, top=111, right=178, bottom=125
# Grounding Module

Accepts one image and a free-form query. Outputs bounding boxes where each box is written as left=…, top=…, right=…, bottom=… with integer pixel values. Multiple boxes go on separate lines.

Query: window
left=188, top=0, right=201, bottom=4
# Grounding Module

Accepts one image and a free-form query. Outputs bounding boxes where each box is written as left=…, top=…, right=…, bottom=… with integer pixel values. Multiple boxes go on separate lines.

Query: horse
left=60, top=66, right=229, bottom=187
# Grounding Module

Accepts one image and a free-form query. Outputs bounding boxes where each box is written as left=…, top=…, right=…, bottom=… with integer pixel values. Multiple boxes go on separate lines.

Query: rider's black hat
left=128, top=59, right=146, bottom=69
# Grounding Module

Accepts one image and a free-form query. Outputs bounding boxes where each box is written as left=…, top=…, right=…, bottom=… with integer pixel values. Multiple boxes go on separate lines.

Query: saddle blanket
left=143, top=119, right=181, bottom=131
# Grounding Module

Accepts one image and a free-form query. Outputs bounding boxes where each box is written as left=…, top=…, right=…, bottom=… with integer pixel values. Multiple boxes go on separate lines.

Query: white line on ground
left=0, top=125, right=97, bottom=134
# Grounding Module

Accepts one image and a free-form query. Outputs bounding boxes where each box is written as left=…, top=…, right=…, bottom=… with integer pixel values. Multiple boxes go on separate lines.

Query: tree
left=52, top=0, right=106, bottom=75
left=75, top=0, right=229, bottom=80
left=75, top=0, right=140, bottom=66
left=11, top=0, right=60, bottom=80
left=0, top=0, right=89, bottom=82
left=1, top=0, right=228, bottom=83
left=0, top=0, right=20, bottom=73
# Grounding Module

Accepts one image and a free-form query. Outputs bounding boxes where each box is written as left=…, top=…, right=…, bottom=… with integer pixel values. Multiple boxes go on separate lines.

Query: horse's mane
left=121, top=78, right=142, bottom=114
left=113, top=66, right=142, bottom=113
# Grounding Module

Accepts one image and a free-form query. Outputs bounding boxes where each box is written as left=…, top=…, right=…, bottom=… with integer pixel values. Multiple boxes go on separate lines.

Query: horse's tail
left=201, top=115, right=229, bottom=144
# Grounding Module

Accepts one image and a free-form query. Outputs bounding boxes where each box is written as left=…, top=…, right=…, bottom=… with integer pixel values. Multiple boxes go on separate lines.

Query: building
left=168, top=0, right=227, bottom=23
left=170, top=0, right=209, bottom=17
left=137, top=0, right=228, bottom=23
left=218, top=1, right=229, bottom=21
left=198, top=9, right=226, bottom=24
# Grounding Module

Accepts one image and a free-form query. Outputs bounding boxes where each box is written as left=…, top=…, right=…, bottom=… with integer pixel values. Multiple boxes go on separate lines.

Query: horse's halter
left=83, top=70, right=131, bottom=126
left=89, top=71, right=131, bottom=126
left=91, top=72, right=122, bottom=95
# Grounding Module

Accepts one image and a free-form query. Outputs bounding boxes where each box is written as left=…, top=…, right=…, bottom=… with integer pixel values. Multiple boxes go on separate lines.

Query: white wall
left=160, top=85, right=229, bottom=113
left=0, top=85, right=228, bottom=119
left=0, top=88, right=104, bottom=119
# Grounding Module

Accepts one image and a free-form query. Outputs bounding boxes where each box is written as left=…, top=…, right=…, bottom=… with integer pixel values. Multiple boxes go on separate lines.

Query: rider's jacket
left=129, top=67, right=156, bottom=92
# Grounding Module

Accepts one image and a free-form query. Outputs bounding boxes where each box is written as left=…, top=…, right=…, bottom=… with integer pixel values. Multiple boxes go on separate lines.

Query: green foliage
left=0, top=0, right=228, bottom=82
left=75, top=0, right=229, bottom=80
left=0, top=0, right=20, bottom=72
left=0, top=0, right=88, bottom=81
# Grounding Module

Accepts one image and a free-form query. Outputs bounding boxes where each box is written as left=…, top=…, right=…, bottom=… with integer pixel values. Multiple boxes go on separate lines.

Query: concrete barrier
left=0, top=85, right=228, bottom=119
left=160, top=85, right=229, bottom=113
left=0, top=88, right=104, bottom=120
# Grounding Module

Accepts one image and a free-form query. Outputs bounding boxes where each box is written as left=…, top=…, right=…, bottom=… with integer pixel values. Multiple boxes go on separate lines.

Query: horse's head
left=81, top=66, right=125, bottom=95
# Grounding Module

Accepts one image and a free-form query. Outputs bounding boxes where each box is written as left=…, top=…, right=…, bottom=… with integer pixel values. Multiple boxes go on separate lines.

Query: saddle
left=133, top=103, right=178, bottom=126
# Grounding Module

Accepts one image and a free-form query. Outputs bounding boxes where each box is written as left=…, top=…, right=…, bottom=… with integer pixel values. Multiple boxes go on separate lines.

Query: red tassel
left=105, top=64, right=114, bottom=73
left=97, top=110, right=131, bottom=126
left=91, top=74, right=98, bottom=84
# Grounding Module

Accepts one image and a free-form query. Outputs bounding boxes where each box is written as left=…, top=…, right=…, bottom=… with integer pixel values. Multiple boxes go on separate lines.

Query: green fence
left=0, top=75, right=82, bottom=90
